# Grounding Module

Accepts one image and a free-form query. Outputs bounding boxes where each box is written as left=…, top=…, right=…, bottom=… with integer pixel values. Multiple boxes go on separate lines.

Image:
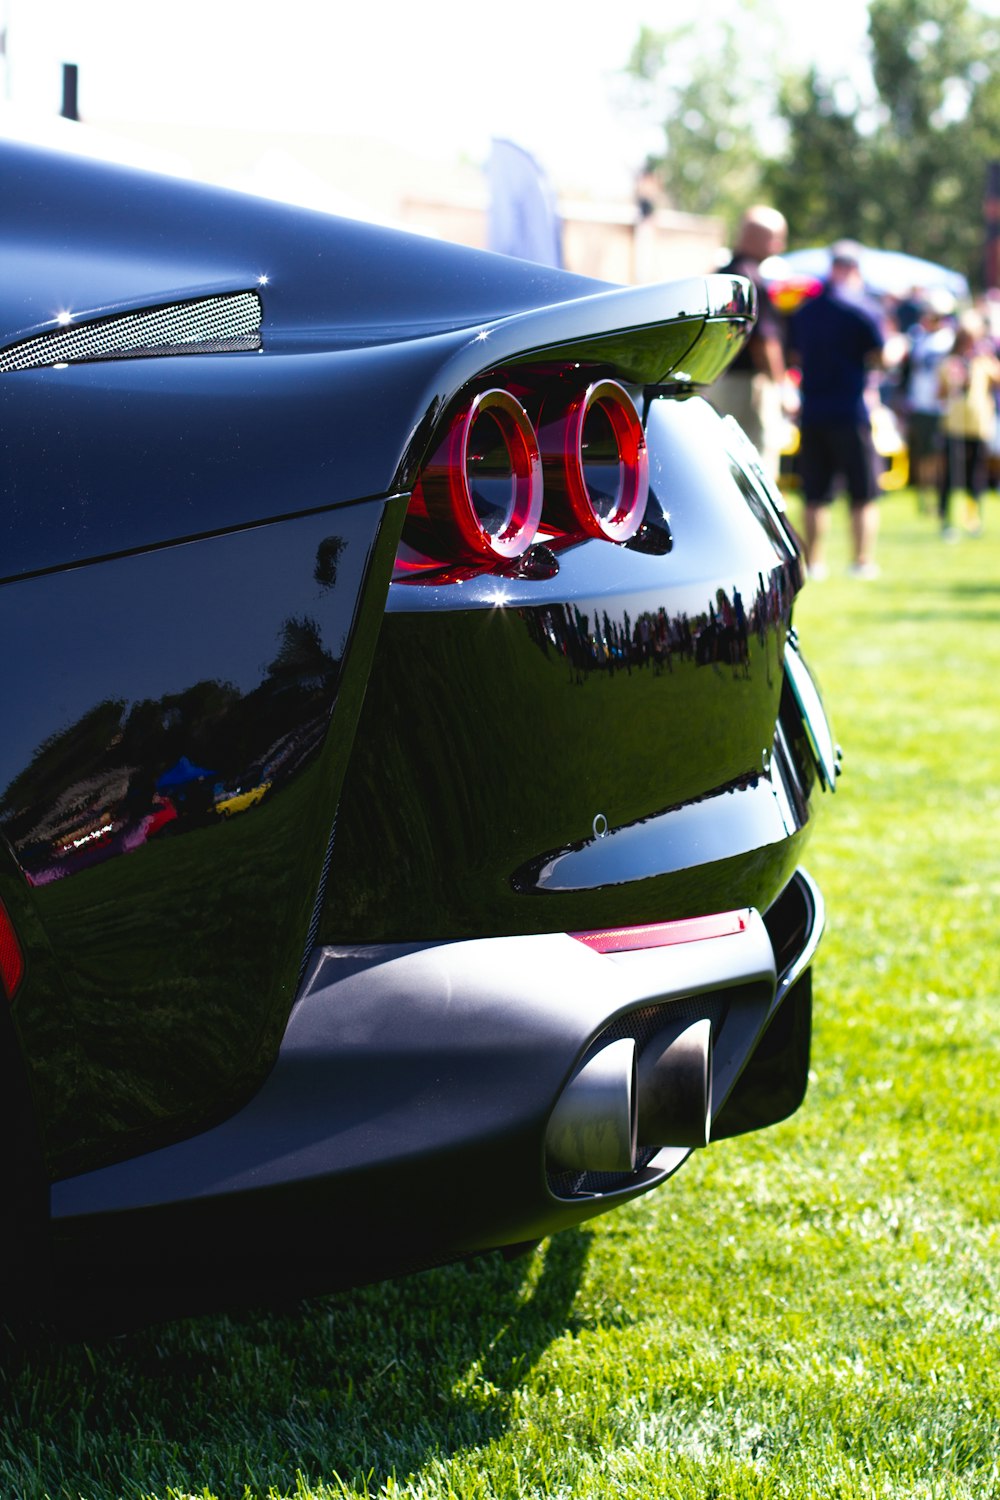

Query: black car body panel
left=0, top=140, right=835, bottom=1320
left=324, top=395, right=807, bottom=945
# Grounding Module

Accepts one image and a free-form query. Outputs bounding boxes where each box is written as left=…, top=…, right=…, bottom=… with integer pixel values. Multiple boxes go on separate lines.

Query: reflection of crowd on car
left=523, top=560, right=799, bottom=684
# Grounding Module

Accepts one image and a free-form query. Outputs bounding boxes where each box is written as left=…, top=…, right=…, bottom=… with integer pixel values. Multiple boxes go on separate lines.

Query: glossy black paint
left=0, top=351, right=411, bottom=580
left=1, top=500, right=403, bottom=1175
left=323, top=397, right=808, bottom=942
left=1, top=141, right=753, bottom=584
left=0, top=144, right=606, bottom=349
left=0, top=142, right=834, bottom=1318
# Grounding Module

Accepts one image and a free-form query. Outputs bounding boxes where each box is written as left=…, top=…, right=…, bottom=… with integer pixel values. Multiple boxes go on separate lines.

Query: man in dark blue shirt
left=790, top=242, right=885, bottom=578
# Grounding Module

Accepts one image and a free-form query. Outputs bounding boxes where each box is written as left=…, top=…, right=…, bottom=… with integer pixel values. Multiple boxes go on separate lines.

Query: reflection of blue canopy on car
left=156, top=756, right=216, bottom=790
left=764, top=245, right=969, bottom=301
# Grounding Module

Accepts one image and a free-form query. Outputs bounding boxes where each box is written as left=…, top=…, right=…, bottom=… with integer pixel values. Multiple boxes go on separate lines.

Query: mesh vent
left=0, top=290, right=262, bottom=372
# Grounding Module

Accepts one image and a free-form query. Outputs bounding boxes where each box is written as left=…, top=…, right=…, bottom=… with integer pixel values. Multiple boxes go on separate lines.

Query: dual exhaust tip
left=546, top=1018, right=713, bottom=1174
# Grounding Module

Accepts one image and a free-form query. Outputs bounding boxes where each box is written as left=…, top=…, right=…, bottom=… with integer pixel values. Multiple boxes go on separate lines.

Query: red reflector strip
left=0, top=900, right=24, bottom=1000
left=571, top=911, right=748, bottom=955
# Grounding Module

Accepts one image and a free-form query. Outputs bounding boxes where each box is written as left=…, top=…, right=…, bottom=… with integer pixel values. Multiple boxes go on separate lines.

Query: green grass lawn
left=2, top=488, right=999, bottom=1500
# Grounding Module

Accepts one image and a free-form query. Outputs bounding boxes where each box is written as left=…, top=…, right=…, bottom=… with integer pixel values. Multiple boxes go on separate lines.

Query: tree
left=625, top=0, right=1000, bottom=286
left=623, top=3, right=790, bottom=230
left=763, top=69, right=874, bottom=248
left=767, top=0, right=1000, bottom=285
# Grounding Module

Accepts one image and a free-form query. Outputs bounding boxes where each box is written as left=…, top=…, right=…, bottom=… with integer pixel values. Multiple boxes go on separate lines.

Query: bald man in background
left=712, top=205, right=789, bottom=484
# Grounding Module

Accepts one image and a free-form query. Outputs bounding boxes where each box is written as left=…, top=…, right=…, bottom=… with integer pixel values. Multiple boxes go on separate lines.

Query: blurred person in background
left=712, top=205, right=789, bottom=485
left=900, top=290, right=955, bottom=513
left=937, top=311, right=1000, bottom=539
left=789, top=241, right=886, bottom=580
left=976, top=288, right=1000, bottom=348
left=977, top=289, right=1000, bottom=494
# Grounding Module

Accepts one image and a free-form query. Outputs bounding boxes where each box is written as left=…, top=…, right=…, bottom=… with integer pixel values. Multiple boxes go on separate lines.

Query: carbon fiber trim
left=0, top=290, right=262, bottom=371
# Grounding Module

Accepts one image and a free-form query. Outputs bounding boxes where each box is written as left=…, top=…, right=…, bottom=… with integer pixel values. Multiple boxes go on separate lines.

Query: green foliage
left=769, top=0, right=1000, bottom=280
left=628, top=0, right=1000, bottom=285
left=624, top=3, right=788, bottom=228
left=763, top=69, right=873, bottom=248
left=1, top=486, right=999, bottom=1497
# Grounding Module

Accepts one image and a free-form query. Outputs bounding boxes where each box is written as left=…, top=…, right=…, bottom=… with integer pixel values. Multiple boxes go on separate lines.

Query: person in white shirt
left=901, top=290, right=956, bottom=511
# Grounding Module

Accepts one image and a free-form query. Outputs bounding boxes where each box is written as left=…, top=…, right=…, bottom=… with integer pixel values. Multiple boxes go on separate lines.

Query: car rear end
left=0, top=142, right=836, bottom=1319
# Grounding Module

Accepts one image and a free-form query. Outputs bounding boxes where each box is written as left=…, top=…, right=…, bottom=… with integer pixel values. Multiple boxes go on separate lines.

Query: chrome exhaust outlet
left=636, top=1017, right=713, bottom=1148
left=546, top=1037, right=637, bottom=1172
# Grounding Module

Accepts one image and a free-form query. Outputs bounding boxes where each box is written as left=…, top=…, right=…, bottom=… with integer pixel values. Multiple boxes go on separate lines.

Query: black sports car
left=0, top=140, right=837, bottom=1323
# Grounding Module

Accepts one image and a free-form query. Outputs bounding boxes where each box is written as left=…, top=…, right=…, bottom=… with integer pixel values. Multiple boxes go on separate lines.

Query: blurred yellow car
left=780, top=402, right=908, bottom=492
left=214, top=781, right=271, bottom=819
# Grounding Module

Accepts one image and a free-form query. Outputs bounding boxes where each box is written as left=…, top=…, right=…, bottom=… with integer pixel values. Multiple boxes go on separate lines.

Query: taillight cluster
left=0, top=899, right=24, bottom=1001
left=399, top=376, right=649, bottom=575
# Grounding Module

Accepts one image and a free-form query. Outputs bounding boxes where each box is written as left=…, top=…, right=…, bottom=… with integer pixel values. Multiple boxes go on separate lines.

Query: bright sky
left=1, top=0, right=874, bottom=197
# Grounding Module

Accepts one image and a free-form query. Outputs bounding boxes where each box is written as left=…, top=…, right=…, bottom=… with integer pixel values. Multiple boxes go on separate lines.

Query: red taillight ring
left=0, top=899, right=24, bottom=1001
left=540, top=379, right=649, bottom=542
left=420, top=388, right=543, bottom=561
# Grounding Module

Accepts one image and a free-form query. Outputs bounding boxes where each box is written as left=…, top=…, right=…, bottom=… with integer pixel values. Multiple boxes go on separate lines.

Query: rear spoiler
left=480, top=273, right=756, bottom=388
left=390, top=273, right=756, bottom=493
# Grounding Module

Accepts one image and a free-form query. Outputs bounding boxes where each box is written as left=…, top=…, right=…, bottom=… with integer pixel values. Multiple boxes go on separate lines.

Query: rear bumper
left=50, top=868, right=823, bottom=1304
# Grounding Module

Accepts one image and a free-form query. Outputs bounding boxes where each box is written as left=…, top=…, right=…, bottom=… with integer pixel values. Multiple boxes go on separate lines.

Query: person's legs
left=844, top=422, right=881, bottom=572
left=850, top=501, right=880, bottom=571
left=711, top=370, right=760, bottom=447
left=966, top=437, right=986, bottom=532
left=908, top=413, right=942, bottom=512
left=939, top=436, right=958, bottom=534
left=804, top=502, right=832, bottom=576
left=798, top=424, right=835, bottom=575
left=753, top=373, right=786, bottom=489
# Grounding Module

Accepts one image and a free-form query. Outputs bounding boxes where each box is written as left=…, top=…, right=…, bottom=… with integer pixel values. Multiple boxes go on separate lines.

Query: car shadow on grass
left=0, top=1230, right=594, bottom=1499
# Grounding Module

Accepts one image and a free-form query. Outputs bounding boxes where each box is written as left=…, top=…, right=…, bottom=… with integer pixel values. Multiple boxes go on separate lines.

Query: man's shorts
left=799, top=421, right=880, bottom=506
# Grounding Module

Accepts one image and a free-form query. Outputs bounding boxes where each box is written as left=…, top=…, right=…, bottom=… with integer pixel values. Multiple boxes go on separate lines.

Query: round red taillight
left=417, top=388, right=543, bottom=561
left=539, top=379, right=649, bottom=542
left=0, top=899, right=24, bottom=1001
